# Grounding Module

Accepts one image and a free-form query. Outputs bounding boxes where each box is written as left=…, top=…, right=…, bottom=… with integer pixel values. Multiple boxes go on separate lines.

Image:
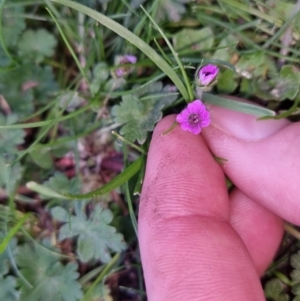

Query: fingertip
left=138, top=115, right=266, bottom=301
left=229, top=189, right=284, bottom=276
left=205, top=98, right=290, bottom=141
left=202, top=110, right=300, bottom=225
left=140, top=114, right=229, bottom=223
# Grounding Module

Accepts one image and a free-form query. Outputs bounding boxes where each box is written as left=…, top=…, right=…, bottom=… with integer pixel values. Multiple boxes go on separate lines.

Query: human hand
left=138, top=101, right=297, bottom=301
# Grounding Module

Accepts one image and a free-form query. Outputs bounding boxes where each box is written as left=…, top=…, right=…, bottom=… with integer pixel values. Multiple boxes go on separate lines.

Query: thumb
left=139, top=115, right=265, bottom=301
left=202, top=100, right=300, bottom=224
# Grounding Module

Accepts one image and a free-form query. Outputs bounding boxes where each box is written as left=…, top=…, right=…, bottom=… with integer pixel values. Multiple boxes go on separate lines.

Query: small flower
left=176, top=99, right=210, bottom=135
left=114, top=55, right=137, bottom=78
left=198, top=64, right=219, bottom=86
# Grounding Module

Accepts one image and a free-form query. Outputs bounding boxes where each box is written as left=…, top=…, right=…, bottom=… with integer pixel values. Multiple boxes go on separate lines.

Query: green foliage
left=58, top=92, right=85, bottom=112
left=0, top=113, right=25, bottom=194
left=264, top=278, right=289, bottom=301
left=0, top=64, right=58, bottom=118
left=0, top=232, right=16, bottom=276
left=0, top=276, right=20, bottom=301
left=90, top=62, right=110, bottom=95
left=0, top=113, right=25, bottom=155
left=87, top=284, right=112, bottom=301
left=155, top=0, right=189, bottom=22
left=0, top=159, right=23, bottom=195
left=2, top=5, right=26, bottom=48
left=41, top=172, right=82, bottom=207
left=43, top=172, right=81, bottom=195
left=212, top=34, right=237, bottom=62
left=30, top=144, right=53, bottom=169
left=1, top=0, right=300, bottom=299
left=173, top=27, right=214, bottom=53
left=74, top=0, right=111, bottom=7
left=112, top=82, right=178, bottom=143
left=217, top=69, right=238, bottom=94
left=16, top=244, right=82, bottom=301
left=51, top=205, right=126, bottom=263
left=271, top=65, right=300, bottom=101
left=235, top=52, right=277, bottom=79
left=18, top=29, right=57, bottom=63
left=291, top=251, right=300, bottom=297
left=0, top=233, right=19, bottom=301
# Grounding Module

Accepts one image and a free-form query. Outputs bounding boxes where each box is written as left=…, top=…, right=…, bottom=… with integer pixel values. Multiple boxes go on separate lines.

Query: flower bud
left=195, top=64, right=219, bottom=90
left=113, top=55, right=137, bottom=78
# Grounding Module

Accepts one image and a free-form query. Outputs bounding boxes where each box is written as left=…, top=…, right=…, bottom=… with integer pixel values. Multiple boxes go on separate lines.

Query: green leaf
left=18, top=29, right=58, bottom=63
left=264, top=278, right=289, bottom=301
left=45, top=173, right=82, bottom=196
left=291, top=252, right=300, bottom=271
left=0, top=113, right=25, bottom=155
left=173, top=28, right=214, bottom=53
left=2, top=5, right=26, bottom=47
left=16, top=244, right=83, bottom=301
left=39, top=172, right=82, bottom=205
left=0, top=64, right=58, bottom=118
left=50, top=0, right=189, bottom=101
left=0, top=45, right=10, bottom=67
left=155, top=0, right=189, bottom=22
left=293, top=283, right=300, bottom=296
left=271, top=65, right=300, bottom=101
left=85, top=284, right=112, bottom=301
left=51, top=205, right=126, bottom=262
left=112, top=82, right=178, bottom=143
left=217, top=69, right=238, bottom=94
left=0, top=214, right=30, bottom=254
left=235, top=52, right=277, bottom=79
left=30, top=145, right=53, bottom=169
left=90, top=62, right=110, bottom=95
left=50, top=207, right=70, bottom=222
left=0, top=158, right=24, bottom=195
left=32, top=66, right=59, bottom=104
left=212, top=34, right=237, bottom=62
left=58, top=92, right=85, bottom=112
left=0, top=276, right=20, bottom=301
left=291, top=251, right=300, bottom=297
left=0, top=232, right=16, bottom=277
left=291, top=252, right=300, bottom=287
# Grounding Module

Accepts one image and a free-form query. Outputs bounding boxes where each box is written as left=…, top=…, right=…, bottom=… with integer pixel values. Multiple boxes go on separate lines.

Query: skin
left=138, top=101, right=298, bottom=301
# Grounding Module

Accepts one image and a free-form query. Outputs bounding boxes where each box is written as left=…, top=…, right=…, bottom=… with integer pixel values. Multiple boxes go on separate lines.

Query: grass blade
left=46, top=8, right=90, bottom=85
left=50, top=0, right=189, bottom=101
left=140, top=5, right=194, bottom=102
left=0, top=213, right=31, bottom=254
left=202, top=94, right=275, bottom=117
left=27, top=157, right=142, bottom=199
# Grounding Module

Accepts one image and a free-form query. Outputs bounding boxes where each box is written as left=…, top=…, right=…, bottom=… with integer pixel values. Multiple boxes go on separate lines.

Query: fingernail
left=207, top=102, right=290, bottom=140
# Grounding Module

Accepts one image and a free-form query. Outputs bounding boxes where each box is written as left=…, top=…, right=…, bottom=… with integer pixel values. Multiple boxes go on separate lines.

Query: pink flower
left=115, top=55, right=137, bottom=78
left=198, top=64, right=219, bottom=86
left=176, top=100, right=210, bottom=135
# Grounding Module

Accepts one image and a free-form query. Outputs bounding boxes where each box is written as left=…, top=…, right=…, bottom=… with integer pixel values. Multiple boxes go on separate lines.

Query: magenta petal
left=187, top=124, right=201, bottom=135
left=198, top=64, right=219, bottom=86
left=176, top=109, right=190, bottom=123
left=180, top=122, right=189, bottom=131
left=176, top=99, right=210, bottom=134
left=187, top=99, right=204, bottom=113
left=115, top=69, right=124, bottom=77
left=176, top=112, right=186, bottom=123
left=201, top=119, right=210, bottom=127
left=124, top=55, right=137, bottom=64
